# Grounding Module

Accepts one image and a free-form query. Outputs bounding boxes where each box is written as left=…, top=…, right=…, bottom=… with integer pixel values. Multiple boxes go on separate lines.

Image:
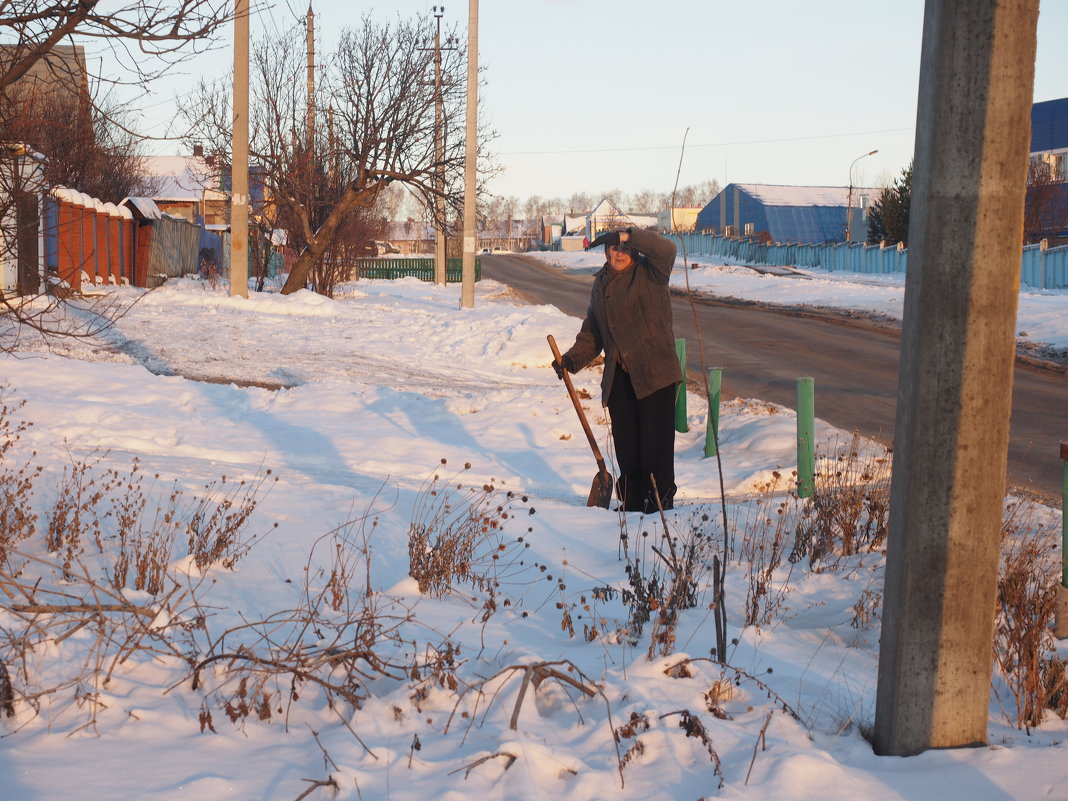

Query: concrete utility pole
left=306, top=3, right=315, bottom=154
left=230, top=0, right=249, bottom=298
left=873, top=0, right=1039, bottom=756
left=459, top=0, right=478, bottom=309
left=433, top=5, right=447, bottom=286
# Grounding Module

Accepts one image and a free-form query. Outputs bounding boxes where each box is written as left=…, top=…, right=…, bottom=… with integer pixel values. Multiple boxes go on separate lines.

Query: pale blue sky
left=121, top=0, right=1068, bottom=201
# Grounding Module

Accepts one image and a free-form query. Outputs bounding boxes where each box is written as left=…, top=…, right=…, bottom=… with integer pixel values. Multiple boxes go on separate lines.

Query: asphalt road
left=482, top=253, right=1068, bottom=504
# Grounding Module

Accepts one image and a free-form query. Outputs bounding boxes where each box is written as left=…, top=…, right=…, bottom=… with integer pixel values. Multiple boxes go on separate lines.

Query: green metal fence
left=351, top=257, right=481, bottom=282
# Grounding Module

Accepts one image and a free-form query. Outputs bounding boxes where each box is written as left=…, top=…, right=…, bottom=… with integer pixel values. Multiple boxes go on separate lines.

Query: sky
left=0, top=256, right=1065, bottom=799
left=111, top=1, right=1068, bottom=202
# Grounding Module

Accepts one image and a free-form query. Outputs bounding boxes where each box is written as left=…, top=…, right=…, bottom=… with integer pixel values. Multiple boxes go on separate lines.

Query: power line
left=498, top=126, right=915, bottom=157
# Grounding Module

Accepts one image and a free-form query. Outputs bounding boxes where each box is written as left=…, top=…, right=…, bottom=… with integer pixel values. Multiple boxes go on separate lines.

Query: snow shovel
left=547, top=335, right=614, bottom=509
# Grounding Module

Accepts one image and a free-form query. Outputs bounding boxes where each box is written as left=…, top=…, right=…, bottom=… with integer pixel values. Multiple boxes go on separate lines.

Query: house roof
left=141, top=155, right=220, bottom=202
left=388, top=220, right=435, bottom=240
left=1031, top=97, right=1068, bottom=154
left=732, top=184, right=878, bottom=207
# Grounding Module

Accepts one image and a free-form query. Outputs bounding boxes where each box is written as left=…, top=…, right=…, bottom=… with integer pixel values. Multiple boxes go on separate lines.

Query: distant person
left=553, top=227, right=681, bottom=512
left=582, top=235, right=589, bottom=249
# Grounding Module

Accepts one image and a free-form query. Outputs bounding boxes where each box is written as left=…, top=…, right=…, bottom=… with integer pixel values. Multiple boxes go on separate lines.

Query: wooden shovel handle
left=547, top=335, right=609, bottom=470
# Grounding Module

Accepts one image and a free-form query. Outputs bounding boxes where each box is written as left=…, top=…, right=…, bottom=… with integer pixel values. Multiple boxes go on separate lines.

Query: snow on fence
left=45, top=186, right=135, bottom=292
left=43, top=187, right=210, bottom=293
left=675, top=232, right=1067, bottom=290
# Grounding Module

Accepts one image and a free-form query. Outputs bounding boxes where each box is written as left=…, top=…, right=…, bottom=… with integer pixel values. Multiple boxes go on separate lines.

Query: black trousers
left=606, top=363, right=677, bottom=513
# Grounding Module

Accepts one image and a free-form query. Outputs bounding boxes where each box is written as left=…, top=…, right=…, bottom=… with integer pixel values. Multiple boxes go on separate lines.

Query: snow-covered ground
left=0, top=258, right=1065, bottom=801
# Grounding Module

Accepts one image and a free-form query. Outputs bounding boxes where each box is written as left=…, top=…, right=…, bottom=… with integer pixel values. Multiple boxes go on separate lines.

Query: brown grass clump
left=407, top=460, right=531, bottom=600
left=994, top=500, right=1068, bottom=731
left=791, top=434, right=891, bottom=570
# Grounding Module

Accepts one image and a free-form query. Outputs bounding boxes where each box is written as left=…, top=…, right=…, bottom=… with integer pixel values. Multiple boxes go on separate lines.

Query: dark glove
left=552, top=355, right=575, bottom=380
left=587, top=231, right=620, bottom=250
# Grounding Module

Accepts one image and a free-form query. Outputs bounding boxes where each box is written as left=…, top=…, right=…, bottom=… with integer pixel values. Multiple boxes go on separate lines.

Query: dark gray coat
left=563, top=227, right=682, bottom=403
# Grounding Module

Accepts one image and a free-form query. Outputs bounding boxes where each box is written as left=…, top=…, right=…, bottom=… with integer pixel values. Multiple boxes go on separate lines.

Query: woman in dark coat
left=554, top=227, right=682, bottom=512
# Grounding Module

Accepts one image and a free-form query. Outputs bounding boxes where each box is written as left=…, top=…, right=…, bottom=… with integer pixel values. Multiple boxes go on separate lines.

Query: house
left=387, top=220, right=436, bottom=255
left=1027, top=97, right=1068, bottom=243
left=141, top=153, right=228, bottom=225
left=556, top=199, right=658, bottom=250
left=695, top=183, right=879, bottom=244
left=1030, top=97, right=1068, bottom=179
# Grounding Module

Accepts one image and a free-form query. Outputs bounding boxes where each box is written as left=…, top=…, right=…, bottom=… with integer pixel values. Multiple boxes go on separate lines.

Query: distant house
left=557, top=199, right=657, bottom=250
left=141, top=154, right=228, bottom=225
left=696, top=183, right=878, bottom=244
left=1030, top=97, right=1068, bottom=179
left=1027, top=97, right=1068, bottom=242
left=388, top=220, right=435, bottom=255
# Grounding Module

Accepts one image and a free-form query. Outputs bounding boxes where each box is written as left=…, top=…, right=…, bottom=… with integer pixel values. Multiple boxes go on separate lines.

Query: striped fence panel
left=668, top=231, right=1066, bottom=290
left=352, top=257, right=481, bottom=282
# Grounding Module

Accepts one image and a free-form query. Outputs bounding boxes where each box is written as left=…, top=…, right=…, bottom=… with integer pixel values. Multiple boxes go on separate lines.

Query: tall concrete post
left=460, top=0, right=478, bottom=308
left=230, top=0, right=249, bottom=298
left=873, top=0, right=1039, bottom=756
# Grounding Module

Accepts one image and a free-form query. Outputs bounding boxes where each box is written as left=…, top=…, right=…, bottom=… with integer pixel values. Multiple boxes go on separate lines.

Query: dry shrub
left=994, top=500, right=1068, bottom=731
left=791, top=434, right=891, bottom=570
left=46, top=451, right=120, bottom=576
left=0, top=394, right=40, bottom=568
left=407, top=460, right=532, bottom=600
left=183, top=471, right=277, bottom=571
left=732, top=472, right=798, bottom=628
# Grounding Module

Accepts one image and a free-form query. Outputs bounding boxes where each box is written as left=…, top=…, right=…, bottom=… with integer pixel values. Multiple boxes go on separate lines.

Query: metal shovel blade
left=587, top=468, right=614, bottom=509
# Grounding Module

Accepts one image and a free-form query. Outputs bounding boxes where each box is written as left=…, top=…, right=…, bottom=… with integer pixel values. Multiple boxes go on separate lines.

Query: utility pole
left=306, top=3, right=315, bottom=154
left=460, top=0, right=478, bottom=308
left=845, top=149, right=877, bottom=242
left=432, top=5, right=449, bottom=286
left=873, top=0, right=1039, bottom=756
left=230, top=0, right=249, bottom=298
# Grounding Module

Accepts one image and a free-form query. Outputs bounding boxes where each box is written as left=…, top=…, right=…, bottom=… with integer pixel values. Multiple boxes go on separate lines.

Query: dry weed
left=994, top=500, right=1068, bottom=731
left=791, top=434, right=891, bottom=570
left=407, top=460, right=532, bottom=600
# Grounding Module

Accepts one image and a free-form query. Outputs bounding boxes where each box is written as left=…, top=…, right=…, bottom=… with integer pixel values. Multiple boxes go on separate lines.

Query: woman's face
left=607, top=245, right=635, bottom=272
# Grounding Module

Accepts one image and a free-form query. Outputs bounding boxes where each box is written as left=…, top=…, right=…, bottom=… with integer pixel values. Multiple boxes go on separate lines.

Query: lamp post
left=846, top=149, right=878, bottom=242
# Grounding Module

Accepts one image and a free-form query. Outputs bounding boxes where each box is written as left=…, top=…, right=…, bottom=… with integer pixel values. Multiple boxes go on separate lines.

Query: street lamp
left=846, top=149, right=879, bottom=242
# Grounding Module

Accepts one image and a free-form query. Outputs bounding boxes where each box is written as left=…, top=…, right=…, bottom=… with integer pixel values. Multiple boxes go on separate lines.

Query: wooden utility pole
left=306, top=3, right=315, bottom=154
left=460, top=0, right=478, bottom=308
left=873, top=0, right=1039, bottom=756
left=230, top=0, right=249, bottom=298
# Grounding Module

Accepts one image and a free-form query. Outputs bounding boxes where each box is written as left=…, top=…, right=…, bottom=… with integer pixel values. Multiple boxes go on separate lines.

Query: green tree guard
left=796, top=377, right=815, bottom=498
left=704, top=367, right=723, bottom=458
left=674, top=338, right=688, bottom=433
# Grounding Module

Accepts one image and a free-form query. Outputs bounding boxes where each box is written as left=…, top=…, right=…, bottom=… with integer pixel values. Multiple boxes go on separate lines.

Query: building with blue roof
left=695, top=183, right=878, bottom=244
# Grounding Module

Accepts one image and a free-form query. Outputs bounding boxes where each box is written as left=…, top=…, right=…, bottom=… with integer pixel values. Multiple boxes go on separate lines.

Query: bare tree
left=0, top=1, right=232, bottom=94
left=0, top=1, right=232, bottom=348
left=184, top=14, right=484, bottom=295
left=1023, top=157, right=1068, bottom=245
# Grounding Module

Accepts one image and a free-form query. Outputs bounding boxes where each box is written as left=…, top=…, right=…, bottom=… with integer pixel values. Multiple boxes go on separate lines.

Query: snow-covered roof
left=120, top=196, right=162, bottom=219
left=141, top=155, right=220, bottom=202
left=388, top=220, right=435, bottom=240
left=735, top=184, right=879, bottom=207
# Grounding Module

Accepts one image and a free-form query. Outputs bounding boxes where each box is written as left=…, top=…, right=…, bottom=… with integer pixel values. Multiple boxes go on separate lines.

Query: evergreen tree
left=867, top=161, right=913, bottom=246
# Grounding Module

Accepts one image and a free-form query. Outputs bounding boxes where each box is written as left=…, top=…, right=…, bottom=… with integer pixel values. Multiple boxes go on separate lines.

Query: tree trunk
left=280, top=178, right=386, bottom=294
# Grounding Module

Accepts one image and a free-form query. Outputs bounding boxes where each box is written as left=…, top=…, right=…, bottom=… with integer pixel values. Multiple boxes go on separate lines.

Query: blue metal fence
left=674, top=232, right=1066, bottom=290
